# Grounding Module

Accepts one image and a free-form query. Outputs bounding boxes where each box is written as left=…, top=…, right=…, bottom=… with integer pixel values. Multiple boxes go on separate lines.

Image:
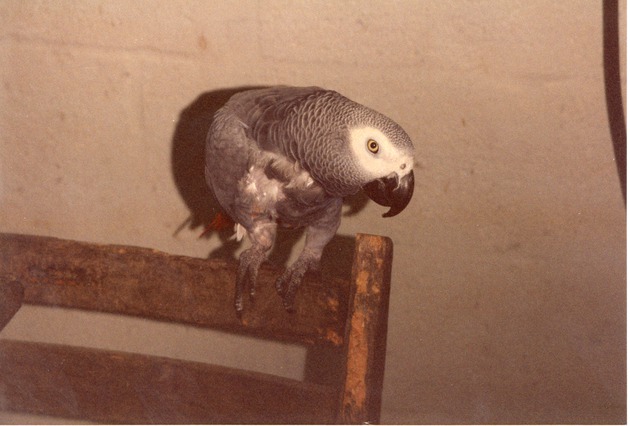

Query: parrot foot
left=235, top=247, right=267, bottom=313
left=275, top=256, right=320, bottom=312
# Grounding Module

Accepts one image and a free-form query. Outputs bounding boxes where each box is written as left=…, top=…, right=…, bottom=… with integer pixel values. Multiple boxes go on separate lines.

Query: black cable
left=603, top=0, right=626, bottom=206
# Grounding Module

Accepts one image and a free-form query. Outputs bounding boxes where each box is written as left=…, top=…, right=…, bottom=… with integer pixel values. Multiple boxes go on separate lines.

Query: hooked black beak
left=363, top=170, right=415, bottom=218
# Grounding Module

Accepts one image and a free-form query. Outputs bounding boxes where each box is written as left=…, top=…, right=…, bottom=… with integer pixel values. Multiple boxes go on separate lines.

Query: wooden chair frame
left=0, top=232, right=392, bottom=424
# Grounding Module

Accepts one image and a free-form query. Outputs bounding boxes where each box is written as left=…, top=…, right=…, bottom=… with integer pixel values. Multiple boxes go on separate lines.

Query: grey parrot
left=205, top=86, right=415, bottom=313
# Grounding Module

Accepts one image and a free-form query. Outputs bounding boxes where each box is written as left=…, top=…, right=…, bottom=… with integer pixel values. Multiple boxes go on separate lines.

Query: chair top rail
left=0, top=232, right=350, bottom=346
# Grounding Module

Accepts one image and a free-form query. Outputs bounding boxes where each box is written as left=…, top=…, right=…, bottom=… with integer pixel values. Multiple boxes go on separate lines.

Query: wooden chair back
left=0, top=232, right=392, bottom=424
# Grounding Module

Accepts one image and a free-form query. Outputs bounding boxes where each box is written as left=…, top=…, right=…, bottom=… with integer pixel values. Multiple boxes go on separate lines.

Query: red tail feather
left=199, top=212, right=234, bottom=238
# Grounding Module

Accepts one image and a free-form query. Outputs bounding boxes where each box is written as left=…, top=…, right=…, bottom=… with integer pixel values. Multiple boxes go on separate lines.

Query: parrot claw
left=275, top=257, right=320, bottom=312
left=235, top=247, right=267, bottom=313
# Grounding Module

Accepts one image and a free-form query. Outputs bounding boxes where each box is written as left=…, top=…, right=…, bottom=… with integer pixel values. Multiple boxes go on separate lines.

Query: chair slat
left=0, top=339, right=337, bottom=424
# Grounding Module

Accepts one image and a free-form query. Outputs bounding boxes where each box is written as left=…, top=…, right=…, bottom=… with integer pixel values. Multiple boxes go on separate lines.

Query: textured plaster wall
left=0, top=0, right=626, bottom=423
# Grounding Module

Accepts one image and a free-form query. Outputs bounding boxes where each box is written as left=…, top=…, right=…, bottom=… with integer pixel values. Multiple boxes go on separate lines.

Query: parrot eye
left=367, top=139, right=380, bottom=154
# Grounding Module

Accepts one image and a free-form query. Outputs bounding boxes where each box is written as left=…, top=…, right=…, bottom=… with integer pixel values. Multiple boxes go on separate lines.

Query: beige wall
left=0, top=0, right=626, bottom=423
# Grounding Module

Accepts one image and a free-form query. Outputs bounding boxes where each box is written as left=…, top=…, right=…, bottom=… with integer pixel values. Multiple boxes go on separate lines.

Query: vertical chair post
left=338, top=233, right=394, bottom=424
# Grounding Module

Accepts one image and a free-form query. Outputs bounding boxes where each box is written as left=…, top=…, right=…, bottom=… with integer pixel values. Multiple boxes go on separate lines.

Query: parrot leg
left=236, top=221, right=276, bottom=313
left=276, top=201, right=342, bottom=311
left=275, top=247, right=321, bottom=312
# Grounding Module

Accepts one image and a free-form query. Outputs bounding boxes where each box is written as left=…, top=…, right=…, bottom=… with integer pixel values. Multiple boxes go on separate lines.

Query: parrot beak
left=363, top=170, right=415, bottom=218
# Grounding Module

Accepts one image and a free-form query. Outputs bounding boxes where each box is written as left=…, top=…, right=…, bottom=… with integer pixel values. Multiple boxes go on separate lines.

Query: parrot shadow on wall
left=171, top=86, right=369, bottom=275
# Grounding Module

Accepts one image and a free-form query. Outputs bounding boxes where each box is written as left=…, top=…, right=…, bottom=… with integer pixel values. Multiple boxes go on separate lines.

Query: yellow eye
left=367, top=139, right=379, bottom=154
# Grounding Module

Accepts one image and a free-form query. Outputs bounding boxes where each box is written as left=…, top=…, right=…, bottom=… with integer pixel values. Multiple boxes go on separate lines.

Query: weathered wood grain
left=338, top=234, right=393, bottom=424
left=0, top=233, right=348, bottom=346
left=0, top=339, right=337, bottom=424
left=0, top=232, right=393, bottom=424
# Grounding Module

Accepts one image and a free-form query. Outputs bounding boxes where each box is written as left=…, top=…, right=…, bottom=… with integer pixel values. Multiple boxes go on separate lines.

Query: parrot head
left=248, top=87, right=416, bottom=218
left=348, top=121, right=415, bottom=218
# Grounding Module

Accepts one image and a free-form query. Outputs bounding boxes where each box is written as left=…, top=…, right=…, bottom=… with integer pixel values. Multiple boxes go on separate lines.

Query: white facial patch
left=349, top=126, right=414, bottom=180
